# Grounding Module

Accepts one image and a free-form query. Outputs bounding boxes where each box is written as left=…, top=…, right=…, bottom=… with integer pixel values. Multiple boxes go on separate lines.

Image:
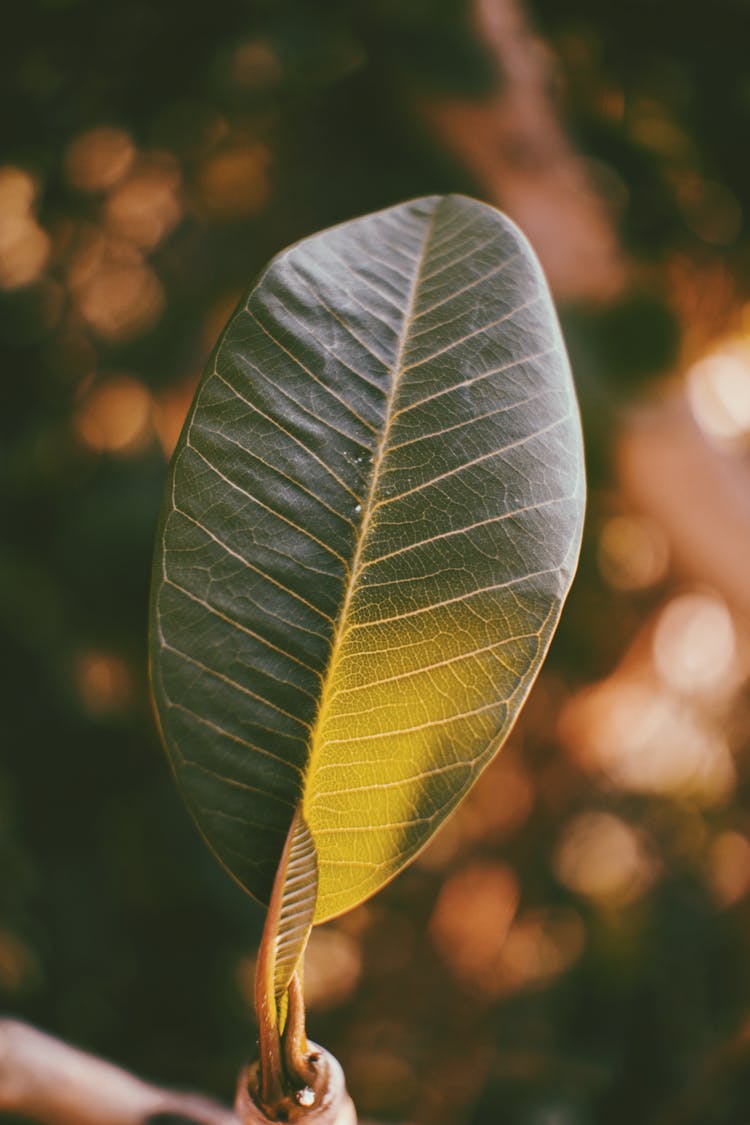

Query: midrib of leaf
left=301, top=200, right=440, bottom=833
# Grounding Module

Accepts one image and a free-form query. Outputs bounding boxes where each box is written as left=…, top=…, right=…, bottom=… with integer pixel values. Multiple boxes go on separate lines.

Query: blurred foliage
left=2, top=1, right=750, bottom=1124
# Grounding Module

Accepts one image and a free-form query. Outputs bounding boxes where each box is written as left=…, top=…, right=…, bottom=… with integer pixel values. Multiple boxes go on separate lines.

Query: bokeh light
left=554, top=812, right=656, bottom=906
left=0, top=166, right=51, bottom=290
left=687, top=342, right=750, bottom=446
left=65, top=127, right=136, bottom=193
left=105, top=153, right=183, bottom=250
left=75, top=257, right=165, bottom=341
left=598, top=512, right=670, bottom=592
left=74, top=651, right=134, bottom=716
left=561, top=677, right=736, bottom=804
left=496, top=907, right=585, bottom=996
left=303, top=928, right=362, bottom=1012
left=228, top=40, right=283, bottom=92
left=429, top=861, right=519, bottom=991
left=153, top=375, right=200, bottom=459
left=676, top=176, right=743, bottom=247
left=194, top=142, right=272, bottom=220
left=652, top=591, right=736, bottom=696
left=707, top=831, right=750, bottom=908
left=74, top=375, right=154, bottom=455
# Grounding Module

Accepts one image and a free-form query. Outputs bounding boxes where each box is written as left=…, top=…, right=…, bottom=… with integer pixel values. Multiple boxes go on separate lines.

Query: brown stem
left=254, top=807, right=318, bottom=1112
left=254, top=935, right=284, bottom=1109
left=0, top=1018, right=237, bottom=1125
left=254, top=818, right=299, bottom=1109
left=283, top=971, right=316, bottom=1088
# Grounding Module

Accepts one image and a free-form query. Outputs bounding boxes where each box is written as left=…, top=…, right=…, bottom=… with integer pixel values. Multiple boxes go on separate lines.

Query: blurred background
left=3, top=1, right=750, bottom=1122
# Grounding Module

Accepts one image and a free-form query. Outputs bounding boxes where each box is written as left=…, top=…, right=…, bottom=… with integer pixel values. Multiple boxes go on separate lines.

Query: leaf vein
left=365, top=492, right=574, bottom=568
left=187, top=440, right=350, bottom=570
left=402, top=294, right=543, bottom=372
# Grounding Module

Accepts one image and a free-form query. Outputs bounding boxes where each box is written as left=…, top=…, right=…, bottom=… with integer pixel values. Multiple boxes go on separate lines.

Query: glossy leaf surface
left=150, top=194, right=585, bottom=923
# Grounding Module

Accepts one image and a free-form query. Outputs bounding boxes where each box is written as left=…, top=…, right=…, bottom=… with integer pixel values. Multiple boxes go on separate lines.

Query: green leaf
left=150, top=193, right=585, bottom=924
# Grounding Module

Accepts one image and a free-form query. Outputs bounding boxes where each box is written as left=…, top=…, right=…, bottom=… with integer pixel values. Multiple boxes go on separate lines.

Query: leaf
left=150, top=193, right=585, bottom=926
left=272, top=809, right=317, bottom=1014
left=252, top=808, right=317, bottom=1104
left=254, top=805, right=317, bottom=1034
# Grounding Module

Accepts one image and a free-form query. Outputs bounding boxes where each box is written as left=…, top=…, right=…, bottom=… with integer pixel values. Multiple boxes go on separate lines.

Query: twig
left=418, top=0, right=626, bottom=301
left=0, top=1018, right=238, bottom=1125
